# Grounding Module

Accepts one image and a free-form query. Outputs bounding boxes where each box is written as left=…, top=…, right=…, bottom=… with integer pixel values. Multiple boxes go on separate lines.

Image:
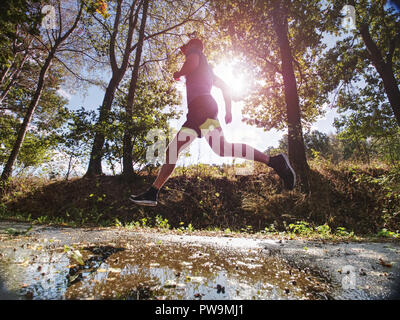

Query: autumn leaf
left=96, top=1, right=110, bottom=18
left=67, top=249, right=84, bottom=266
left=378, top=258, right=392, bottom=268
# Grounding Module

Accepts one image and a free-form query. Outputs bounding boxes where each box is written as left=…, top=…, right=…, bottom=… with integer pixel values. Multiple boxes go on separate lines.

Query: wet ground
left=0, top=222, right=399, bottom=300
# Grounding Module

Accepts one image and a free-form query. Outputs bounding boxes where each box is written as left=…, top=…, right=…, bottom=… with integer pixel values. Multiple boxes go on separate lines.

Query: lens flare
left=213, top=60, right=251, bottom=101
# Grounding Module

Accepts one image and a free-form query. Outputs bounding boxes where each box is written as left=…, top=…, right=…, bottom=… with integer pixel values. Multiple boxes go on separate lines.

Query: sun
left=213, top=60, right=249, bottom=100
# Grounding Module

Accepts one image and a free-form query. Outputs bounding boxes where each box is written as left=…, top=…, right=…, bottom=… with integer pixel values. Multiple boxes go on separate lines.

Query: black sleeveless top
left=184, top=48, right=214, bottom=105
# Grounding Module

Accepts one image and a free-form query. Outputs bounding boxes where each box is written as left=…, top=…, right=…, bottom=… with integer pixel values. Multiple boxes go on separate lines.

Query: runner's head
left=180, top=38, right=204, bottom=55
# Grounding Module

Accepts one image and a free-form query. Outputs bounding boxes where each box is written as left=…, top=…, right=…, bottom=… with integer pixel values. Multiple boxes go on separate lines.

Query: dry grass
left=1, top=161, right=399, bottom=235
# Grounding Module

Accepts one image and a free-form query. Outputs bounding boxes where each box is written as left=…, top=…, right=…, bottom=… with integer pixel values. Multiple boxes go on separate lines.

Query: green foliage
left=114, top=218, right=123, bottom=227
left=264, top=224, right=278, bottom=234
left=140, top=217, right=148, bottom=228
left=0, top=115, right=61, bottom=173
left=187, top=223, right=195, bottom=233
left=87, top=78, right=182, bottom=174
left=288, top=221, right=313, bottom=236
left=0, top=0, right=42, bottom=67
left=320, top=0, right=400, bottom=156
left=0, top=203, right=7, bottom=216
left=5, top=225, right=32, bottom=236
left=335, top=227, right=354, bottom=237
left=155, top=215, right=170, bottom=230
left=377, top=228, right=399, bottom=239
left=1, top=161, right=399, bottom=238
left=316, top=224, right=331, bottom=237
left=56, top=107, right=97, bottom=177
left=36, top=215, right=49, bottom=224
left=274, top=127, right=400, bottom=166
left=335, top=114, right=400, bottom=164
left=1, top=60, right=69, bottom=175
left=287, top=221, right=355, bottom=238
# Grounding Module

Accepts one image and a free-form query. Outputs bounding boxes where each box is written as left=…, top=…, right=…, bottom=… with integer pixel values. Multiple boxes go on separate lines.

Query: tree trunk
left=272, top=1, right=310, bottom=192
left=122, top=0, right=149, bottom=177
left=359, top=24, right=400, bottom=126
left=65, top=155, right=73, bottom=180
left=378, top=64, right=400, bottom=126
left=85, top=75, right=120, bottom=177
left=1, top=51, right=54, bottom=181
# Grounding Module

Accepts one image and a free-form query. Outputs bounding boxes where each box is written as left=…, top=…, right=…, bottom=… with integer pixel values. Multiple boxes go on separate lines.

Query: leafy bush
left=377, top=228, right=399, bottom=238
left=288, top=221, right=313, bottom=236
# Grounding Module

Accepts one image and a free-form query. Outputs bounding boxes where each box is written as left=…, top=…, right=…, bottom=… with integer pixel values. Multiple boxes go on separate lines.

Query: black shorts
left=181, top=95, right=221, bottom=138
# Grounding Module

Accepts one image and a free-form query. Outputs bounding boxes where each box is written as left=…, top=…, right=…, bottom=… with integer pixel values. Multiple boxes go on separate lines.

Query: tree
left=1, top=0, right=84, bottom=181
left=0, top=0, right=42, bottom=69
left=303, top=130, right=331, bottom=159
left=315, top=1, right=400, bottom=165
left=270, top=0, right=310, bottom=191
left=0, top=0, right=46, bottom=106
left=212, top=0, right=331, bottom=191
left=321, top=0, right=400, bottom=126
left=85, top=0, right=208, bottom=177
left=0, top=31, right=33, bottom=106
left=275, top=130, right=332, bottom=160
left=1, top=66, right=69, bottom=174
left=109, top=77, right=181, bottom=174
left=334, top=101, right=400, bottom=164
left=57, top=107, right=97, bottom=180
left=84, top=0, right=144, bottom=177
left=122, top=0, right=149, bottom=177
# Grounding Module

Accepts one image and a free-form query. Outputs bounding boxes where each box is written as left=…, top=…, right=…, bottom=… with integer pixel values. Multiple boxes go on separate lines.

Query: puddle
left=0, top=231, right=333, bottom=300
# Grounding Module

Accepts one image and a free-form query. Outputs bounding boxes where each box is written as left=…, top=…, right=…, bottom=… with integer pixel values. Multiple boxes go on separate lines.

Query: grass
left=0, top=160, right=399, bottom=240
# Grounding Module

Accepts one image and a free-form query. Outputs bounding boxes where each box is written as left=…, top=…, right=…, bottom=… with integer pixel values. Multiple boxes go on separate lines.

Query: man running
left=130, top=38, right=296, bottom=206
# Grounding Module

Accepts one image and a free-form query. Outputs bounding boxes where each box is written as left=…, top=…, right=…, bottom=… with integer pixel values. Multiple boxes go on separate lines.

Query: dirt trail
left=0, top=221, right=399, bottom=300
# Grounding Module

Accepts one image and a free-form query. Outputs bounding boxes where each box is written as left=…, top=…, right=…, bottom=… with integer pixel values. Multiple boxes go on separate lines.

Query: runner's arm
left=213, top=74, right=232, bottom=123
left=173, top=53, right=199, bottom=79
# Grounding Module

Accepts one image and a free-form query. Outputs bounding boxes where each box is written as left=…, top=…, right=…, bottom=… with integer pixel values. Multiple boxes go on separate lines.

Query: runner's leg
left=204, top=127, right=270, bottom=164
left=153, top=129, right=197, bottom=189
left=204, top=127, right=296, bottom=189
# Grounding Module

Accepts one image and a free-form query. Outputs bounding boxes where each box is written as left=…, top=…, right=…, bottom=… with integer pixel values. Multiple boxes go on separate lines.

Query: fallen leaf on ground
left=190, top=276, right=204, bottom=283
left=17, top=259, right=30, bottom=267
left=164, top=280, right=177, bottom=288
left=379, top=258, right=392, bottom=268
left=69, top=250, right=84, bottom=266
left=149, top=263, right=160, bottom=267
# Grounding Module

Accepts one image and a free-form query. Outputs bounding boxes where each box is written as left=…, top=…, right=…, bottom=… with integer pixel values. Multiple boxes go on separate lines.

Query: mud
left=0, top=222, right=399, bottom=300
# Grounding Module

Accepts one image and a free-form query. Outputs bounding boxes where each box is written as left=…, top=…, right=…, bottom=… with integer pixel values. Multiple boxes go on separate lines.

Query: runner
left=130, top=38, right=296, bottom=206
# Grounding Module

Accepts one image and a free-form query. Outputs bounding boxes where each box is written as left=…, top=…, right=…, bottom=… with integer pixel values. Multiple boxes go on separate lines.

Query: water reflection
left=0, top=236, right=332, bottom=300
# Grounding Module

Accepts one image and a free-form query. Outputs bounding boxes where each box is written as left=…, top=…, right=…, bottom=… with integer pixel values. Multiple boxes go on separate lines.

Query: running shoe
left=129, top=187, right=158, bottom=206
left=268, top=154, right=296, bottom=190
